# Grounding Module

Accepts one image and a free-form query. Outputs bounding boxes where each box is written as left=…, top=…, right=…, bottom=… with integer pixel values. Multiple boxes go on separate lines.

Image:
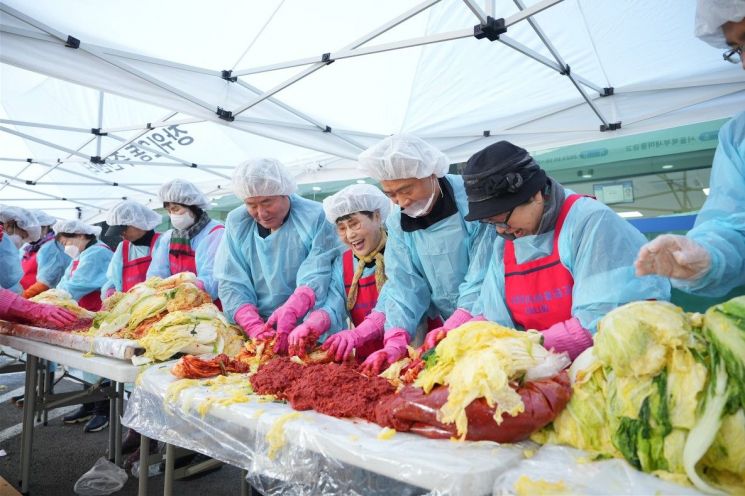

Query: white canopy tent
left=1, top=0, right=743, bottom=222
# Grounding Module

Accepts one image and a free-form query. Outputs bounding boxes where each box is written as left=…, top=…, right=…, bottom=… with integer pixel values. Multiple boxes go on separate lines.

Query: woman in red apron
left=21, top=209, right=70, bottom=298
left=101, top=200, right=164, bottom=297
left=426, top=141, right=670, bottom=360
left=286, top=184, right=392, bottom=361
left=55, top=220, right=113, bottom=312
left=145, top=179, right=224, bottom=304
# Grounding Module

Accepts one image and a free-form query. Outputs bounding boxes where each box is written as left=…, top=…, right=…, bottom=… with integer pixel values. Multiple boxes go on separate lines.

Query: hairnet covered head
left=357, top=134, right=450, bottom=181
left=158, top=179, right=209, bottom=209
left=0, top=205, right=42, bottom=242
left=232, top=158, right=297, bottom=200
left=695, top=0, right=745, bottom=48
left=106, top=200, right=162, bottom=231
left=54, top=219, right=102, bottom=237
left=322, top=183, right=392, bottom=224
left=31, top=209, right=57, bottom=227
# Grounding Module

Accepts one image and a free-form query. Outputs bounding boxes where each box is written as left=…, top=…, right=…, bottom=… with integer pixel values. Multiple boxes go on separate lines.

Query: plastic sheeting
left=0, top=320, right=142, bottom=360
left=492, top=445, right=704, bottom=495
left=123, top=363, right=528, bottom=496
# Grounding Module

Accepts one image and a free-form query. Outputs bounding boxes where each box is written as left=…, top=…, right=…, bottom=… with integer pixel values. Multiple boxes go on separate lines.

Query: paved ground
left=0, top=355, right=247, bottom=496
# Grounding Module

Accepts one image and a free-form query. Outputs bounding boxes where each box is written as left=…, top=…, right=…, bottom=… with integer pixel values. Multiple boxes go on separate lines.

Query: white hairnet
left=54, top=219, right=102, bottom=237
left=31, top=209, right=57, bottom=227
left=0, top=205, right=41, bottom=242
left=232, top=158, right=297, bottom=199
left=322, top=184, right=392, bottom=224
left=106, top=200, right=162, bottom=230
left=357, top=134, right=450, bottom=181
left=158, top=179, right=209, bottom=209
left=695, top=0, right=745, bottom=48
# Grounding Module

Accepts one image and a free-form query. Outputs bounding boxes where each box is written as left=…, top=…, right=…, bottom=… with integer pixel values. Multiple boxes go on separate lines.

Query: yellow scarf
left=346, top=230, right=387, bottom=312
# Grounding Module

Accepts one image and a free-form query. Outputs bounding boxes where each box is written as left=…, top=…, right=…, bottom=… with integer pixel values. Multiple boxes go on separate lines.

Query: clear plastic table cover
left=122, top=363, right=528, bottom=496
left=492, top=445, right=704, bottom=495
left=0, top=320, right=141, bottom=360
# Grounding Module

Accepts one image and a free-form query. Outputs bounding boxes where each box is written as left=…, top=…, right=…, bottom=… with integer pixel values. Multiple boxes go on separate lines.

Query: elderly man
left=350, top=134, right=492, bottom=374
left=215, top=158, right=340, bottom=354
left=445, top=141, right=670, bottom=360
left=635, top=0, right=745, bottom=297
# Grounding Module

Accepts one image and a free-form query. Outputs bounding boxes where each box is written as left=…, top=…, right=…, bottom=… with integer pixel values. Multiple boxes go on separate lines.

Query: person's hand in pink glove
left=422, top=308, right=475, bottom=352
left=267, top=286, right=316, bottom=355
left=234, top=304, right=272, bottom=340
left=287, top=310, right=331, bottom=357
left=2, top=292, right=76, bottom=328
left=540, top=317, right=593, bottom=361
left=321, top=311, right=385, bottom=362
left=360, top=328, right=410, bottom=376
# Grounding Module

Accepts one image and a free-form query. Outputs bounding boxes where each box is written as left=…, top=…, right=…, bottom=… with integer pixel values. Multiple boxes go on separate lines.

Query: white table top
left=0, top=334, right=140, bottom=383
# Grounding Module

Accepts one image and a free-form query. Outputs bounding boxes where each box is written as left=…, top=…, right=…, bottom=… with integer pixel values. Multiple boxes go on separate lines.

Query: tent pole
left=0, top=119, right=91, bottom=133
left=96, top=92, right=104, bottom=157
left=0, top=126, right=91, bottom=160
left=0, top=177, right=103, bottom=210
left=33, top=161, right=157, bottom=196
left=462, top=0, right=488, bottom=24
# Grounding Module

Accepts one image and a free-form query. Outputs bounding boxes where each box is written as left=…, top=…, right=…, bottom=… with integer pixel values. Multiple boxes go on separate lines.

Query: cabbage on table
left=534, top=298, right=745, bottom=494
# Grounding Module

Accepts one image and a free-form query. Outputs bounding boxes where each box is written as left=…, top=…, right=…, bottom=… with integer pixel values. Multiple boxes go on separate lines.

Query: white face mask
left=64, top=244, right=81, bottom=259
left=170, top=212, right=195, bottom=230
left=8, top=234, right=24, bottom=249
left=402, top=177, right=439, bottom=218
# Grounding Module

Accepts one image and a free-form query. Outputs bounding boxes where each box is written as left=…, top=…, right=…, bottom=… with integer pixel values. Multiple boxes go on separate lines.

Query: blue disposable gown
left=57, top=243, right=113, bottom=301
left=375, top=175, right=492, bottom=337
left=147, top=220, right=223, bottom=300
left=34, top=239, right=71, bottom=288
left=102, top=238, right=162, bottom=295
left=674, top=111, right=745, bottom=297
left=215, top=195, right=341, bottom=321
left=471, top=194, right=671, bottom=332
left=0, top=235, right=23, bottom=293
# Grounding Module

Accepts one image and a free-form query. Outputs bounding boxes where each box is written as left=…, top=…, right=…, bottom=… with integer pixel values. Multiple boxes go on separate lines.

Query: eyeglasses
left=723, top=44, right=744, bottom=64
left=480, top=207, right=515, bottom=229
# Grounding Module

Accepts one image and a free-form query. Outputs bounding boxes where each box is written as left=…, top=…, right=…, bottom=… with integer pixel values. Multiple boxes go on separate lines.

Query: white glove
left=635, top=234, right=711, bottom=281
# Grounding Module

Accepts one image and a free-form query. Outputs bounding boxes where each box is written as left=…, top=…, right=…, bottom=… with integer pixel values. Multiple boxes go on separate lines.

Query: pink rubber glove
left=104, top=287, right=116, bottom=299
left=540, top=317, right=593, bottom=361
left=360, top=328, right=410, bottom=376
left=2, top=293, right=76, bottom=328
left=234, top=304, right=272, bottom=340
left=194, top=279, right=206, bottom=291
left=267, top=286, right=316, bottom=343
left=321, top=311, right=386, bottom=362
left=422, top=308, right=475, bottom=352
left=287, top=310, right=331, bottom=357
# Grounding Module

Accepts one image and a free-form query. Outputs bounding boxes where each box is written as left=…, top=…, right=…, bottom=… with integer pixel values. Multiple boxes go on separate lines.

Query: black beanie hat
left=462, top=141, right=547, bottom=221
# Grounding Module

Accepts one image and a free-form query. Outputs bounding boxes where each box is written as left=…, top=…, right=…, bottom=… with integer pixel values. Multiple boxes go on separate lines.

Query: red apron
left=168, top=224, right=224, bottom=308
left=168, top=225, right=223, bottom=274
left=503, top=194, right=582, bottom=331
left=20, top=237, right=55, bottom=289
left=70, top=243, right=113, bottom=312
left=121, top=233, right=161, bottom=292
left=342, top=249, right=383, bottom=359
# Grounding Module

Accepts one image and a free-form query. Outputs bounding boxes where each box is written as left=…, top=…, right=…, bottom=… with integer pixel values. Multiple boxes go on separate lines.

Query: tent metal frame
left=0, top=0, right=740, bottom=217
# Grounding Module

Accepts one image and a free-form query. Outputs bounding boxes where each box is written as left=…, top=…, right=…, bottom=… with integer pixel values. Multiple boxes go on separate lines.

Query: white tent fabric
left=0, top=0, right=743, bottom=222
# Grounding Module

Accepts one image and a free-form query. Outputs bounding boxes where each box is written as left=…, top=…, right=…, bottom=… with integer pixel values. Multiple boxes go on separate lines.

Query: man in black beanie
left=423, top=140, right=671, bottom=361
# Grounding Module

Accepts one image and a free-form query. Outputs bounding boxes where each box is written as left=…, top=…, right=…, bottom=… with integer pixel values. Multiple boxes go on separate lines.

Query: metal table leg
left=108, top=381, right=116, bottom=462
left=138, top=435, right=150, bottom=496
left=19, top=355, right=38, bottom=495
left=114, top=382, right=124, bottom=466
left=164, top=443, right=175, bottom=496
left=240, top=469, right=254, bottom=496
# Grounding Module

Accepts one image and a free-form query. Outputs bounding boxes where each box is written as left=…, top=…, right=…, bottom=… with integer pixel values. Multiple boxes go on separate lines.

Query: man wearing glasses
left=424, top=141, right=671, bottom=361
left=635, top=1, right=745, bottom=297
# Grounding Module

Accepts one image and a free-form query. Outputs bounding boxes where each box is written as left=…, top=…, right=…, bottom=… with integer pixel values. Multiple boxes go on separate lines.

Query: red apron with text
left=71, top=243, right=113, bottom=312
left=342, top=249, right=383, bottom=359
left=121, top=233, right=161, bottom=292
left=168, top=225, right=224, bottom=308
left=503, top=194, right=582, bottom=331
